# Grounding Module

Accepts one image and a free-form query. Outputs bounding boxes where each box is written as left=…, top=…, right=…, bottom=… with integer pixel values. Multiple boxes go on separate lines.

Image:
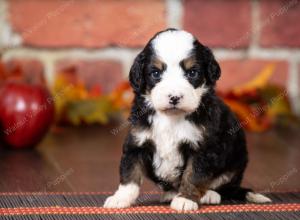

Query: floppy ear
left=129, top=51, right=146, bottom=94
left=203, top=46, right=221, bottom=86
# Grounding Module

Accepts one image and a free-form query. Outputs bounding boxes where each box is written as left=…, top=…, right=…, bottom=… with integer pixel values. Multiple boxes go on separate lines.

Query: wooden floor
left=0, top=124, right=299, bottom=193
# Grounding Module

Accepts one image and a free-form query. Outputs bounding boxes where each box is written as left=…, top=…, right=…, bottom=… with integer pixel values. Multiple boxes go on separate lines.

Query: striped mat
left=0, top=191, right=299, bottom=220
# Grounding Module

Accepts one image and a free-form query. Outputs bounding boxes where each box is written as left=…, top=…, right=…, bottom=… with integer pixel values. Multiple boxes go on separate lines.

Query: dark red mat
left=0, top=191, right=299, bottom=219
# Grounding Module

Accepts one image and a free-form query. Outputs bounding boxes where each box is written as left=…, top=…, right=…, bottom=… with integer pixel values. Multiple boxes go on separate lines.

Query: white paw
left=103, top=194, right=133, bottom=208
left=246, top=192, right=272, bottom=203
left=160, top=191, right=178, bottom=203
left=170, top=196, right=199, bottom=211
left=200, top=190, right=221, bottom=204
left=103, top=183, right=140, bottom=208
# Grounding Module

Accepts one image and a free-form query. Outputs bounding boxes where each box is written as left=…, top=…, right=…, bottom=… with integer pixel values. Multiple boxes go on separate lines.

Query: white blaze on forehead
left=152, top=30, right=195, bottom=64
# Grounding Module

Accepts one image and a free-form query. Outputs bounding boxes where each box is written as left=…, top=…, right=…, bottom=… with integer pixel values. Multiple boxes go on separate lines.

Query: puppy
left=104, top=29, right=271, bottom=211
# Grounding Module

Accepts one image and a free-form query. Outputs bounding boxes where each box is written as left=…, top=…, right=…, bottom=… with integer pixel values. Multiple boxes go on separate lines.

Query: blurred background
left=0, top=0, right=299, bottom=193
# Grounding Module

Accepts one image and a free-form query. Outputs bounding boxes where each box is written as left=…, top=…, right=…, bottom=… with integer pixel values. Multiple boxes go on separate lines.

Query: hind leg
left=215, top=172, right=271, bottom=203
left=246, top=192, right=271, bottom=203
left=199, top=172, right=235, bottom=205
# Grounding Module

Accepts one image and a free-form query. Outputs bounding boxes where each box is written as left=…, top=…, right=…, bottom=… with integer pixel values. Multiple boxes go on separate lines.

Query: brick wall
left=0, top=0, right=299, bottom=114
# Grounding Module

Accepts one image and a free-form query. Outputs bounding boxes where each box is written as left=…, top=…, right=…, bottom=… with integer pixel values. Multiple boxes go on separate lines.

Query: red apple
left=0, top=82, right=54, bottom=149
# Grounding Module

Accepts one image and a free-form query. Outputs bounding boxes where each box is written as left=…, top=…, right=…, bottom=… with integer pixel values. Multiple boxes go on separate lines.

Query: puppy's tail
left=217, top=186, right=272, bottom=203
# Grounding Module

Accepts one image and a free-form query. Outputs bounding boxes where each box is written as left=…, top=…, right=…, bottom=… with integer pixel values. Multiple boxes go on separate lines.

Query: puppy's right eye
left=151, top=71, right=162, bottom=80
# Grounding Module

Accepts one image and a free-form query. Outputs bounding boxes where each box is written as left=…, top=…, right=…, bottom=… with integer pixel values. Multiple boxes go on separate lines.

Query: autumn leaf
left=233, top=64, right=276, bottom=95
left=109, top=81, right=133, bottom=110
left=220, top=64, right=296, bottom=132
left=223, top=99, right=271, bottom=132
left=66, top=98, right=113, bottom=125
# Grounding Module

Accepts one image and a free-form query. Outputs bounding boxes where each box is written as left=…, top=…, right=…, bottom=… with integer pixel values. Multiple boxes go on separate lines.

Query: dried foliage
left=219, top=64, right=296, bottom=132
left=2, top=60, right=292, bottom=131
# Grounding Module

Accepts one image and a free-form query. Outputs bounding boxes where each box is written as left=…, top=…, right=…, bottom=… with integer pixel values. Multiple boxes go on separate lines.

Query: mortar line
left=166, top=0, right=183, bottom=29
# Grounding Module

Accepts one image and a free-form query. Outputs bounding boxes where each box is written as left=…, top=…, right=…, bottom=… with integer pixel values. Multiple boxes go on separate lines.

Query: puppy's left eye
left=186, top=70, right=199, bottom=79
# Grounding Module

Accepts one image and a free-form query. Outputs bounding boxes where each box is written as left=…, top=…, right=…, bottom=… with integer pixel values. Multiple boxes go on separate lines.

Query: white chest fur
left=133, top=113, right=204, bottom=181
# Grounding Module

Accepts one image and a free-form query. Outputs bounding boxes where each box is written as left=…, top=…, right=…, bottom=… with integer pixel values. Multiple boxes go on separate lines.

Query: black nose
left=169, top=95, right=181, bottom=105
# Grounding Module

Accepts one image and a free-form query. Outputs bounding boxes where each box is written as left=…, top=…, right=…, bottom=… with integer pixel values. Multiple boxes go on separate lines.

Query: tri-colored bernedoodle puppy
left=104, top=29, right=271, bottom=211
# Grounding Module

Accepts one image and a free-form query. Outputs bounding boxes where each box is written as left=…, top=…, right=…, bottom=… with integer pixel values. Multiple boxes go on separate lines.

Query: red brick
left=4, top=59, right=45, bottom=84
left=260, top=0, right=300, bottom=47
left=217, top=59, right=288, bottom=93
left=9, top=0, right=166, bottom=48
left=183, top=0, right=251, bottom=48
left=56, top=60, right=123, bottom=94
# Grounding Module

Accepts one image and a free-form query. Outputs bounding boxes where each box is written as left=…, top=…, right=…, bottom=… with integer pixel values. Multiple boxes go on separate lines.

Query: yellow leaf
left=233, top=64, right=276, bottom=94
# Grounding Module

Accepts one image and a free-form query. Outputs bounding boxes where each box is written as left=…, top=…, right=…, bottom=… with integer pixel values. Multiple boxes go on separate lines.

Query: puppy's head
left=129, top=29, right=221, bottom=115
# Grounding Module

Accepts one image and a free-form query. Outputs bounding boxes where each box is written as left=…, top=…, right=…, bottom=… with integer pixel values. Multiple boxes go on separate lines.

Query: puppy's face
left=130, top=29, right=221, bottom=115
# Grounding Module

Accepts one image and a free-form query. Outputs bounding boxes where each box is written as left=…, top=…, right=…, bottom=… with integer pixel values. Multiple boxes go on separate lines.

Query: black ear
left=203, top=46, right=221, bottom=85
left=129, top=51, right=145, bottom=94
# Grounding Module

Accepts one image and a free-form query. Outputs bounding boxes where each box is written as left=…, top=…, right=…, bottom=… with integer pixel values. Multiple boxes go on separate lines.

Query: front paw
left=103, top=183, right=140, bottom=208
left=103, top=195, right=133, bottom=208
left=170, top=196, right=199, bottom=211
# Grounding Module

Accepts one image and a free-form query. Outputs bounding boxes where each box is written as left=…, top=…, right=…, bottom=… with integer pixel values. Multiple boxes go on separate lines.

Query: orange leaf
left=224, top=99, right=270, bottom=132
